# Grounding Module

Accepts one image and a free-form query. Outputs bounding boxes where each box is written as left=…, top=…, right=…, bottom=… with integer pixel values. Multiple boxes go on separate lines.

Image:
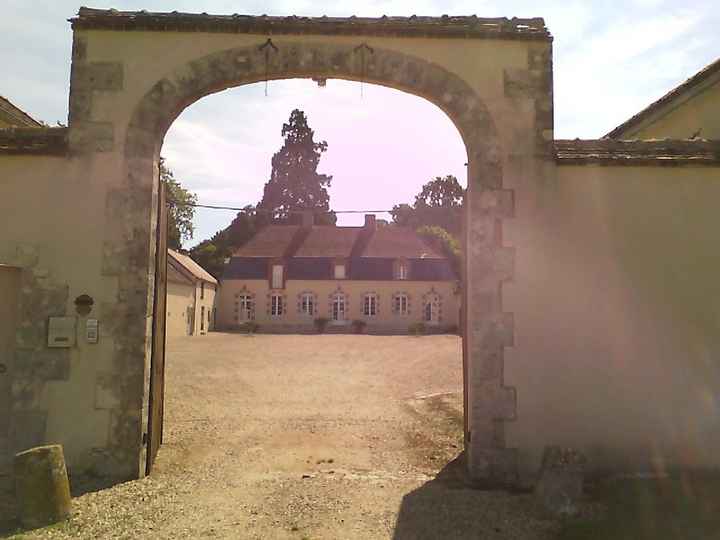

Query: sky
left=2, top=1, right=718, bottom=247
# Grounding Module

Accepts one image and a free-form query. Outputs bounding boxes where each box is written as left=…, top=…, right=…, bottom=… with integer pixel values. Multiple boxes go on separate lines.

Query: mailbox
left=48, top=317, right=76, bottom=348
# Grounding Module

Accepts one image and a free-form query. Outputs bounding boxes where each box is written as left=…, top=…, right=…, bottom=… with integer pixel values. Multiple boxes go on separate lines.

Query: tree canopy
left=257, top=109, right=335, bottom=225
left=390, top=175, right=463, bottom=236
left=160, top=157, right=197, bottom=250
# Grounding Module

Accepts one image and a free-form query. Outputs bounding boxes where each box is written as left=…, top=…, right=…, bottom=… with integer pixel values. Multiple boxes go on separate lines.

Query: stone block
left=14, top=445, right=71, bottom=529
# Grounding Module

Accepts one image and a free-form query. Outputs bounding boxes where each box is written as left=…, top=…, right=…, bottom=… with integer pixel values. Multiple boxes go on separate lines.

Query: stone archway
left=114, top=41, right=516, bottom=483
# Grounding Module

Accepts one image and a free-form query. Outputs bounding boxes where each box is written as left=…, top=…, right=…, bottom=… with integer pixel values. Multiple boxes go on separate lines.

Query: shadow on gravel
left=392, top=453, right=540, bottom=540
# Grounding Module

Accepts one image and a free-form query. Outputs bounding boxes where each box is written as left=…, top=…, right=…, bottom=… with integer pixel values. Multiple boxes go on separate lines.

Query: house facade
left=166, top=249, right=218, bottom=337
left=217, top=214, right=459, bottom=333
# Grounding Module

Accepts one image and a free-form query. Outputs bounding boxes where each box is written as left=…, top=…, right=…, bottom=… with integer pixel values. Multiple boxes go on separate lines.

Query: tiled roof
left=70, top=8, right=551, bottom=40
left=168, top=249, right=218, bottom=284
left=294, top=226, right=362, bottom=258
left=0, top=96, right=42, bottom=127
left=360, top=226, right=444, bottom=259
left=554, top=139, right=720, bottom=165
left=167, top=260, right=193, bottom=285
left=233, top=225, right=300, bottom=258
left=606, top=57, right=720, bottom=138
left=0, top=127, right=68, bottom=155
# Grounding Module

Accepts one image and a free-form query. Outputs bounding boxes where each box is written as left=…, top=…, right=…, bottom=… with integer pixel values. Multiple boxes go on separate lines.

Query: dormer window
left=395, top=260, right=408, bottom=280
left=271, top=264, right=284, bottom=289
left=334, top=263, right=346, bottom=280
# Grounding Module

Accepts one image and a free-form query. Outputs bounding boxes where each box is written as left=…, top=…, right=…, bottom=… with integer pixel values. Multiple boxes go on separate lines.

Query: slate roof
left=168, top=249, right=218, bottom=284
left=606, top=57, right=720, bottom=139
left=0, top=96, right=42, bottom=127
left=554, top=139, right=720, bottom=165
left=70, top=8, right=551, bottom=40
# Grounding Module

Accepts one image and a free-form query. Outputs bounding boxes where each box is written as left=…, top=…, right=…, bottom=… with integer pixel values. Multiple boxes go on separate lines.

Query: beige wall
left=217, top=279, right=460, bottom=333
left=193, top=281, right=217, bottom=335
left=166, top=281, right=194, bottom=338
left=620, top=78, right=720, bottom=140
left=503, top=163, right=720, bottom=479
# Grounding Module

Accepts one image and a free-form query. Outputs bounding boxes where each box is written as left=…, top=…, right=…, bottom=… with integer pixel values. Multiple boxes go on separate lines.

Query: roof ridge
left=606, top=56, right=720, bottom=138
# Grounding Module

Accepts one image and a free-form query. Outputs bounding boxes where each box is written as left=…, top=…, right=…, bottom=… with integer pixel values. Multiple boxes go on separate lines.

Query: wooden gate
left=146, top=182, right=168, bottom=474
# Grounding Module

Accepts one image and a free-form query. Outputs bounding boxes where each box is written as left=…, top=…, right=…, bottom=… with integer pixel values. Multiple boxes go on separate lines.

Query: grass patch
left=559, top=471, right=720, bottom=540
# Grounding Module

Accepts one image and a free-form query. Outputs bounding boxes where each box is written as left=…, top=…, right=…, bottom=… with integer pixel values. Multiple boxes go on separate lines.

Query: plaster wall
left=0, top=152, right=140, bottom=483
left=619, top=78, right=720, bottom=140
left=166, top=281, right=194, bottom=337
left=192, top=281, right=216, bottom=334
left=504, top=163, right=720, bottom=481
left=216, top=278, right=460, bottom=332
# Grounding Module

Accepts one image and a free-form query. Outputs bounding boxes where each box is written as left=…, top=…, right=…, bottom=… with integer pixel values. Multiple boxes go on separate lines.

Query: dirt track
left=7, top=334, right=558, bottom=539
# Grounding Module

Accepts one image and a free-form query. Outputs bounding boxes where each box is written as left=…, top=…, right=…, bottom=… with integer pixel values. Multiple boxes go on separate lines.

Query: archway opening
left=136, top=74, right=477, bottom=531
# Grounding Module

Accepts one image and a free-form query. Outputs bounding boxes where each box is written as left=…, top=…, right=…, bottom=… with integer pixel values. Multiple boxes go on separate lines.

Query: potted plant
left=351, top=319, right=367, bottom=334
left=408, top=322, right=426, bottom=336
left=314, top=317, right=329, bottom=334
left=239, top=321, right=259, bottom=335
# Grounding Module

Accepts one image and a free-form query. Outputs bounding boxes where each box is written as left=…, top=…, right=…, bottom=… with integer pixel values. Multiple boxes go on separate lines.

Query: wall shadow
left=392, top=453, right=545, bottom=539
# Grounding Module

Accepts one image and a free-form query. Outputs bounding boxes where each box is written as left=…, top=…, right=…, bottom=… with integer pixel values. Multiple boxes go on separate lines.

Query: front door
left=332, top=294, right=346, bottom=323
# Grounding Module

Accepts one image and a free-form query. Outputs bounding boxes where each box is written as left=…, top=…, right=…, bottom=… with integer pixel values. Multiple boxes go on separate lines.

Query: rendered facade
left=217, top=214, right=460, bottom=333
left=166, top=249, right=217, bottom=338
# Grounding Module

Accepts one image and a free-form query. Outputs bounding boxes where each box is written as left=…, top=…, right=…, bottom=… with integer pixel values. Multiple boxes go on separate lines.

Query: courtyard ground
left=2, top=334, right=559, bottom=539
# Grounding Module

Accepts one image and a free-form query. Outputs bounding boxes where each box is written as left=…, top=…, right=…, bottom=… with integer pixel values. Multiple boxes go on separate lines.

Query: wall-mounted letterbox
left=48, top=317, right=76, bottom=348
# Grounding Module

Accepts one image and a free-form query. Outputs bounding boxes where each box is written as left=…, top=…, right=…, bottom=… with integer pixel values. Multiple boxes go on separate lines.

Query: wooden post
left=14, top=445, right=71, bottom=529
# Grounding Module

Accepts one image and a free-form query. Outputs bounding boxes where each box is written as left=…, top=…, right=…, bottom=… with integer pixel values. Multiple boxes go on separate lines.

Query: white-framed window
left=332, top=293, right=346, bottom=322
left=394, top=294, right=409, bottom=316
left=424, top=301, right=435, bottom=322
left=334, top=264, right=346, bottom=280
left=397, top=263, right=408, bottom=280
left=300, top=293, right=315, bottom=316
left=363, top=294, right=378, bottom=316
left=270, top=294, right=284, bottom=317
left=271, top=264, right=284, bottom=289
left=235, top=294, right=254, bottom=321
left=423, top=294, right=440, bottom=324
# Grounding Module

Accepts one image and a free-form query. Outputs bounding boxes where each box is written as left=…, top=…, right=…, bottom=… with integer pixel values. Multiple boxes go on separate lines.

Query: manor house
left=217, top=214, right=459, bottom=333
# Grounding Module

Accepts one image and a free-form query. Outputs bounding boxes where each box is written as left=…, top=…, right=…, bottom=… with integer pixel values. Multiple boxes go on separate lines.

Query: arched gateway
left=1, top=8, right=554, bottom=488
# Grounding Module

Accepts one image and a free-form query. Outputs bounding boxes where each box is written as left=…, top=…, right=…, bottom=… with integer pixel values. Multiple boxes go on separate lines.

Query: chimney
left=364, top=214, right=377, bottom=230
left=301, top=210, right=314, bottom=228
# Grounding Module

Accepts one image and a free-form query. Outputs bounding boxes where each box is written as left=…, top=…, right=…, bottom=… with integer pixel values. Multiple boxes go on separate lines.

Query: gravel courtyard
left=6, top=334, right=559, bottom=539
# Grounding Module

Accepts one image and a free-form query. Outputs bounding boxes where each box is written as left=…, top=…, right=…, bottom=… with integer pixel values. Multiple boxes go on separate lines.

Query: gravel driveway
left=5, top=334, right=558, bottom=539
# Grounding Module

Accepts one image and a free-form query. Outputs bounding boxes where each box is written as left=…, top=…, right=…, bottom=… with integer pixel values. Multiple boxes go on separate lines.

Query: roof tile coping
left=0, top=127, right=68, bottom=156
left=70, top=7, right=551, bottom=40
left=555, top=138, right=720, bottom=165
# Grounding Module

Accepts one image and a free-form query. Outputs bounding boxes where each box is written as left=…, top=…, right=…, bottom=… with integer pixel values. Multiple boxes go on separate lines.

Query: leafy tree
left=416, top=225, right=462, bottom=278
left=258, top=109, right=336, bottom=225
left=160, top=157, right=197, bottom=250
left=189, top=207, right=258, bottom=278
left=391, top=175, right=464, bottom=236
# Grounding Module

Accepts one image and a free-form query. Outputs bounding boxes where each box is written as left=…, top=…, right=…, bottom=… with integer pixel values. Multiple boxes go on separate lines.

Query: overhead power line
left=167, top=200, right=393, bottom=214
